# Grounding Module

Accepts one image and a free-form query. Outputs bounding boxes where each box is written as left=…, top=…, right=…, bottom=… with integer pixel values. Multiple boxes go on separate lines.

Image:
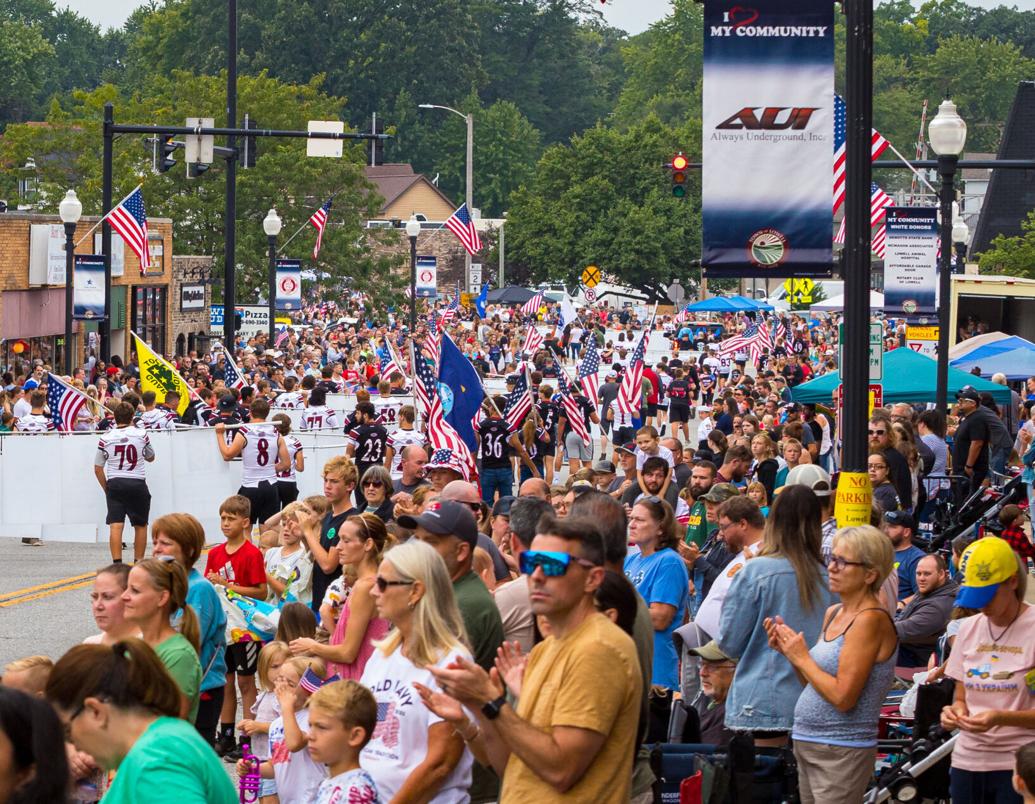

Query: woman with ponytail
left=122, top=558, right=202, bottom=721
left=46, top=639, right=236, bottom=803
left=289, top=511, right=392, bottom=680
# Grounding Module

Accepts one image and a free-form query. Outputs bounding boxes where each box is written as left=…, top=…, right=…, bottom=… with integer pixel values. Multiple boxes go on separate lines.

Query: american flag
left=833, top=94, right=891, bottom=214
left=412, top=341, right=438, bottom=420
left=577, top=339, right=601, bottom=407
left=521, top=291, right=544, bottom=320
left=617, top=324, right=650, bottom=416
left=222, top=345, right=246, bottom=390
left=503, top=371, right=533, bottom=432
left=720, top=323, right=766, bottom=366
left=521, top=325, right=544, bottom=356
left=441, top=281, right=461, bottom=322
left=872, top=224, right=889, bottom=258
left=444, top=203, right=482, bottom=255
left=45, top=373, right=89, bottom=432
left=379, top=341, right=405, bottom=383
left=674, top=305, right=691, bottom=324
left=308, top=199, right=332, bottom=260
left=556, top=371, right=590, bottom=445
left=834, top=183, right=894, bottom=245
left=105, top=187, right=150, bottom=272
left=426, top=390, right=476, bottom=480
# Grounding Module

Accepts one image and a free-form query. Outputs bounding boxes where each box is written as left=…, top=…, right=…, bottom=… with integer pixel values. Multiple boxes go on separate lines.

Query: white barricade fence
left=0, top=428, right=354, bottom=544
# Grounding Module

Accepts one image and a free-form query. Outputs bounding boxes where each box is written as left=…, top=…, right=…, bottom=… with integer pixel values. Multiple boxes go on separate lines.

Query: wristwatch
left=481, top=693, right=508, bottom=720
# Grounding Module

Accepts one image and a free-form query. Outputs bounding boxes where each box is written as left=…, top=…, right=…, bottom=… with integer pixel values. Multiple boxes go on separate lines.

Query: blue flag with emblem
left=475, top=281, right=489, bottom=319
left=438, top=331, right=484, bottom=453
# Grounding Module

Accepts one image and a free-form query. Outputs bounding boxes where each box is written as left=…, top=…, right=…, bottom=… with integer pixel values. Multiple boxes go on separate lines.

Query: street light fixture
left=263, top=208, right=282, bottom=345
left=59, top=189, right=82, bottom=375
left=405, top=213, right=421, bottom=333
left=419, top=103, right=475, bottom=291
left=952, top=218, right=970, bottom=274
left=929, top=99, right=967, bottom=412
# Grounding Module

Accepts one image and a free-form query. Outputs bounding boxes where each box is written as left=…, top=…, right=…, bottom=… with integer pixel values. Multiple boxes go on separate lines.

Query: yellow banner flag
left=132, top=333, right=190, bottom=414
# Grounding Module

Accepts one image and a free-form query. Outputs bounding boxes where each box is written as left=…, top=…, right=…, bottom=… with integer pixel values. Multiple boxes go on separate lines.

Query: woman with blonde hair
left=767, top=526, right=897, bottom=803
left=750, top=432, right=779, bottom=500
left=289, top=512, right=393, bottom=679
left=122, top=558, right=202, bottom=721
left=360, top=539, right=472, bottom=802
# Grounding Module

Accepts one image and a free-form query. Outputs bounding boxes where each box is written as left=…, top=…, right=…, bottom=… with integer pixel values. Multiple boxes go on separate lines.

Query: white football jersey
left=96, top=426, right=154, bottom=480
left=138, top=408, right=175, bottom=431
left=272, top=392, right=305, bottom=410
left=15, top=413, right=54, bottom=434
left=277, top=434, right=303, bottom=483
left=387, top=428, right=427, bottom=478
left=372, top=397, right=404, bottom=433
left=300, top=405, right=340, bottom=431
left=238, top=422, right=281, bottom=487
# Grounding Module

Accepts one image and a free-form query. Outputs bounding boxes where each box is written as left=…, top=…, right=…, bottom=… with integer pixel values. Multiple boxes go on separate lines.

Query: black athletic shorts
left=600, top=416, right=612, bottom=434
left=669, top=403, right=691, bottom=423
left=613, top=425, right=635, bottom=447
left=646, top=402, right=659, bottom=417
left=105, top=477, right=151, bottom=527
left=225, top=641, right=260, bottom=675
left=239, top=480, right=279, bottom=525
left=277, top=481, right=299, bottom=507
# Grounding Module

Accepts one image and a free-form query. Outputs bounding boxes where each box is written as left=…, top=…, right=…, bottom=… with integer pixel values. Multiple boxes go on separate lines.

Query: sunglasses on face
left=868, top=429, right=886, bottom=436
left=363, top=480, right=384, bottom=488
left=519, top=550, right=597, bottom=577
left=375, top=576, right=414, bottom=592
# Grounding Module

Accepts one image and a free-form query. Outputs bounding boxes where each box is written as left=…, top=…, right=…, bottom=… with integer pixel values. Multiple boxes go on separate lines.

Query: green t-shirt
left=103, top=717, right=236, bottom=804
left=453, top=570, right=505, bottom=671
left=155, top=633, right=202, bottom=723
left=683, top=500, right=716, bottom=548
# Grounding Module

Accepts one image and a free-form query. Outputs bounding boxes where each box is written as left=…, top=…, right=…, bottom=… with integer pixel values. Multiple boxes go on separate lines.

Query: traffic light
left=670, top=152, right=689, bottom=199
left=242, top=117, right=258, bottom=169
left=187, top=163, right=209, bottom=179
left=156, top=135, right=177, bottom=173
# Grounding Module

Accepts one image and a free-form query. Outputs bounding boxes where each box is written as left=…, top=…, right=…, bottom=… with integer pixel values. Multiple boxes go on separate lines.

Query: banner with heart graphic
left=275, top=258, right=302, bottom=310
left=702, top=0, right=834, bottom=279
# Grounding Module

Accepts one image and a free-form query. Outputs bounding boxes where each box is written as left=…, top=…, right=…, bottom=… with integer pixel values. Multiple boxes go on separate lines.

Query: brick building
left=171, top=255, right=213, bottom=356
left=0, top=211, right=174, bottom=370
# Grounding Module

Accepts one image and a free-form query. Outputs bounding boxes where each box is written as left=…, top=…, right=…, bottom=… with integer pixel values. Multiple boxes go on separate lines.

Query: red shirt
left=204, top=540, right=265, bottom=588
left=643, top=368, right=660, bottom=405
left=999, top=524, right=1035, bottom=563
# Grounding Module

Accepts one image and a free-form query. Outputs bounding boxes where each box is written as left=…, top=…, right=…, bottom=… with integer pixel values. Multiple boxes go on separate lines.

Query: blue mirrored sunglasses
left=519, top=550, right=597, bottom=577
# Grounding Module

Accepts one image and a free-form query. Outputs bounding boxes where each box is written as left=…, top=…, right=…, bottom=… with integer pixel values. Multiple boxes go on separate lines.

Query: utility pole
left=223, top=0, right=238, bottom=350
left=102, top=103, right=113, bottom=362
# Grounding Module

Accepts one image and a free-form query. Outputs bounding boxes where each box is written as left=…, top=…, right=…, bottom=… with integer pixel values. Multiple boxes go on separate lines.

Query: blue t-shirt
left=186, top=568, right=227, bottom=692
left=894, top=545, right=927, bottom=601
left=624, top=547, right=689, bottom=690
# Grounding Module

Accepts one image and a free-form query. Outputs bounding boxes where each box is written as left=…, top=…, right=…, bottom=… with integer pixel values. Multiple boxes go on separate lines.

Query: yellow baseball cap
left=955, top=536, right=1019, bottom=609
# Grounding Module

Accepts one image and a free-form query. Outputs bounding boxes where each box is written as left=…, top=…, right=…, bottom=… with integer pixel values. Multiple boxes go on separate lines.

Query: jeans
left=519, top=459, right=543, bottom=484
left=950, top=768, right=1021, bottom=803
left=481, top=465, right=513, bottom=503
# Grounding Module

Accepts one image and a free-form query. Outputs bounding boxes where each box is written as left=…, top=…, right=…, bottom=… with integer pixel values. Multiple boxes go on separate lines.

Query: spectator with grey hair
left=493, top=496, right=553, bottom=652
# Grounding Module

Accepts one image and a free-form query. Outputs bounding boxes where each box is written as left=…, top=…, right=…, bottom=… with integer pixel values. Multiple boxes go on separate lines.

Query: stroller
left=915, top=472, right=1026, bottom=554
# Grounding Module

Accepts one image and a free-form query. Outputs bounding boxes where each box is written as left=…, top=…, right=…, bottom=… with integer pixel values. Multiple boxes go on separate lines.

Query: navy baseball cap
left=397, top=500, right=479, bottom=548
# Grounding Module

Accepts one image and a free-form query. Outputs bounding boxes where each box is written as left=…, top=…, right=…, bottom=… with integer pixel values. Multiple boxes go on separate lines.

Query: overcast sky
left=59, top=0, right=1035, bottom=36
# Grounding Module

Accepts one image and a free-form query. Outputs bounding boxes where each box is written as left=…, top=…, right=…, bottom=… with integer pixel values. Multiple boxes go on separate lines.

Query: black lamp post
left=953, top=219, right=970, bottom=275
left=406, top=213, right=421, bottom=332
left=59, top=189, right=82, bottom=375
left=928, top=99, right=968, bottom=411
left=263, top=208, right=282, bottom=346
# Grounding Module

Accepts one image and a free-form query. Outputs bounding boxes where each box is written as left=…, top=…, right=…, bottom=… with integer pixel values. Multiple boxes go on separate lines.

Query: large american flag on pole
left=557, top=371, right=590, bottom=445
left=520, top=291, right=544, bottom=320
left=441, top=281, right=461, bottom=323
left=105, top=186, right=150, bottom=272
left=308, top=199, right=332, bottom=260
left=719, top=323, right=767, bottom=366
left=411, top=340, right=437, bottom=420
left=503, top=370, right=533, bottom=432
left=444, top=203, right=482, bottom=255
left=45, top=373, right=89, bottom=432
left=834, top=183, right=894, bottom=245
left=521, top=325, right=544, bottom=356
left=379, top=340, right=406, bottom=384
left=577, top=338, right=601, bottom=408
left=221, top=345, right=246, bottom=390
left=833, top=94, right=890, bottom=215
left=617, top=325, right=650, bottom=416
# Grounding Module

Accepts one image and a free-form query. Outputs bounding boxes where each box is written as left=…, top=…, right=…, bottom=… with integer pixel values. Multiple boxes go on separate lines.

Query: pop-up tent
left=953, top=346, right=1035, bottom=381
left=809, top=291, right=884, bottom=313
left=790, top=348, right=1012, bottom=406
left=487, top=286, right=537, bottom=304
left=950, top=335, right=1035, bottom=367
left=686, top=296, right=763, bottom=313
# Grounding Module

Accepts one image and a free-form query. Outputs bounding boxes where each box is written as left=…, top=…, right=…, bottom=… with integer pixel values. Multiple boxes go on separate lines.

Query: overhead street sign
left=581, top=265, right=601, bottom=288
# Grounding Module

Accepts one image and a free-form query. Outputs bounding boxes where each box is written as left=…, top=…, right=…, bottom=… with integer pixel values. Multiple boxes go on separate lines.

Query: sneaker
left=213, top=733, right=235, bottom=758
left=20, top=537, right=43, bottom=546
left=222, top=745, right=243, bottom=763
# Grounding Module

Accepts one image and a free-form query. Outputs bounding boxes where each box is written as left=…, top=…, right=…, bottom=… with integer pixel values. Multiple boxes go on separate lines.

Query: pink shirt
left=328, top=589, right=389, bottom=681
left=946, top=604, right=1035, bottom=771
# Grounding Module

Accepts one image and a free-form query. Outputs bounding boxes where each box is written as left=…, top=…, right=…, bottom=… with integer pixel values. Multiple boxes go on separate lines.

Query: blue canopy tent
left=737, top=296, right=775, bottom=312
left=684, top=296, right=768, bottom=313
left=953, top=347, right=1035, bottom=381
left=950, top=336, right=1035, bottom=368
left=790, top=348, right=1012, bottom=406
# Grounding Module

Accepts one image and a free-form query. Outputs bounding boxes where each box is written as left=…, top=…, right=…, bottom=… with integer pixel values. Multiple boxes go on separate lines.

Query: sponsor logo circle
left=902, top=300, right=918, bottom=314
left=747, top=228, right=788, bottom=267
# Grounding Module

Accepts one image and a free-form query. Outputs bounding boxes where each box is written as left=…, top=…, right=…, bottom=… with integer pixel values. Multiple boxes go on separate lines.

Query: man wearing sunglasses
left=429, top=515, right=641, bottom=803
left=398, top=500, right=505, bottom=672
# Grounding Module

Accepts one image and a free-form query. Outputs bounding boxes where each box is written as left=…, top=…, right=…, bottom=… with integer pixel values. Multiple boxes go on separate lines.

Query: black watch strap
left=481, top=694, right=508, bottom=720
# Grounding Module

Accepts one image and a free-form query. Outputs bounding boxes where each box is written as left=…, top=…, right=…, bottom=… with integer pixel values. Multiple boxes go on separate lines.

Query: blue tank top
left=792, top=606, right=897, bottom=748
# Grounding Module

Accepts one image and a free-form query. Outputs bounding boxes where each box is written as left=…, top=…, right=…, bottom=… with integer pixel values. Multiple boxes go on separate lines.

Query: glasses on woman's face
left=868, top=462, right=887, bottom=472
left=829, top=555, right=866, bottom=572
left=375, top=576, right=414, bottom=592
left=363, top=480, right=384, bottom=488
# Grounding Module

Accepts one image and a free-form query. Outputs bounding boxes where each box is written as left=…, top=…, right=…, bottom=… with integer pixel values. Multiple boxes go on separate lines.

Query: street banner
left=72, top=255, right=106, bottom=320
left=883, top=207, right=938, bottom=321
left=275, top=258, right=302, bottom=310
left=415, top=256, right=437, bottom=298
left=702, top=0, right=834, bottom=278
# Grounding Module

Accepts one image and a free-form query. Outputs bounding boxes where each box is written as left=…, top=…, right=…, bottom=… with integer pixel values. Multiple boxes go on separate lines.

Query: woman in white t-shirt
left=361, top=540, right=473, bottom=803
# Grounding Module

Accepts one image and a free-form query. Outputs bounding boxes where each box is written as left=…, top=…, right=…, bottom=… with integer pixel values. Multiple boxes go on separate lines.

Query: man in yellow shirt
left=429, top=515, right=641, bottom=803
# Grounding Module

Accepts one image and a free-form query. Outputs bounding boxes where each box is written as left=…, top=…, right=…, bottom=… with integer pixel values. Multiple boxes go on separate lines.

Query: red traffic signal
left=671, top=153, right=689, bottom=171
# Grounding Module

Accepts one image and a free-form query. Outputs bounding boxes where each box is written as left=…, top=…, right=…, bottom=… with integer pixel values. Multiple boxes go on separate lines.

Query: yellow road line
left=0, top=579, right=95, bottom=608
left=0, top=572, right=96, bottom=603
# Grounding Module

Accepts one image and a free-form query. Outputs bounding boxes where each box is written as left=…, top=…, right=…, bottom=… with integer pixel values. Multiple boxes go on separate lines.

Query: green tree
left=0, top=72, right=404, bottom=305
left=0, top=18, right=55, bottom=122
left=977, top=210, right=1035, bottom=279
left=505, top=115, right=701, bottom=300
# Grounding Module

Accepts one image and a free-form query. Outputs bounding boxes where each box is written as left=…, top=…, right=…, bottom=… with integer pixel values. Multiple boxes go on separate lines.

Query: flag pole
left=276, top=188, right=345, bottom=255
left=407, top=338, right=425, bottom=431
left=74, top=183, right=144, bottom=248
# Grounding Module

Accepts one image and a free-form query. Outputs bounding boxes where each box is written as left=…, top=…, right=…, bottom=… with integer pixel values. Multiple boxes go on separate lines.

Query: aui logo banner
left=702, top=0, right=834, bottom=278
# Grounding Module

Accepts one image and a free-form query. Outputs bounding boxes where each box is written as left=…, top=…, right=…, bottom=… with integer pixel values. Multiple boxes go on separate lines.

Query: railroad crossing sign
left=784, top=277, right=815, bottom=304
left=581, top=265, right=601, bottom=288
